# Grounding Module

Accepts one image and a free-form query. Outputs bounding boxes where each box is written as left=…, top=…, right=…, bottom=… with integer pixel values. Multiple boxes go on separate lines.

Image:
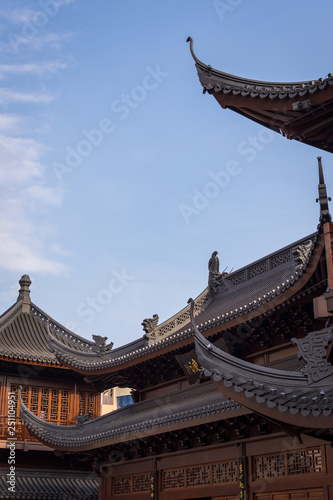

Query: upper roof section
left=187, top=37, right=333, bottom=153
left=0, top=276, right=96, bottom=365
left=47, top=230, right=323, bottom=374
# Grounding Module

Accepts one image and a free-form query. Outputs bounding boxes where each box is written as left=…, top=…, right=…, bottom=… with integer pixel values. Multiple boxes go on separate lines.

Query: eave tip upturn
left=186, top=37, right=201, bottom=65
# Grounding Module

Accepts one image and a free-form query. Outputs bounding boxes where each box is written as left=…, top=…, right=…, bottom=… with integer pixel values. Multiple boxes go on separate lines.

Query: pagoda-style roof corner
left=189, top=299, right=333, bottom=430
left=0, top=276, right=97, bottom=366
left=188, top=41, right=333, bottom=153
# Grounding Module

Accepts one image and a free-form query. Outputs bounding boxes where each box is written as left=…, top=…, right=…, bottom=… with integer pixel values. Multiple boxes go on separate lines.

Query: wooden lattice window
left=10, top=384, right=70, bottom=424
left=253, top=453, right=285, bottom=479
left=163, top=460, right=238, bottom=490
left=212, top=460, right=238, bottom=483
left=79, top=391, right=95, bottom=418
left=132, top=474, right=151, bottom=493
left=163, top=468, right=185, bottom=489
left=253, top=448, right=323, bottom=480
left=113, top=473, right=151, bottom=495
left=113, top=476, right=131, bottom=495
left=187, top=465, right=210, bottom=487
left=287, top=448, right=322, bottom=475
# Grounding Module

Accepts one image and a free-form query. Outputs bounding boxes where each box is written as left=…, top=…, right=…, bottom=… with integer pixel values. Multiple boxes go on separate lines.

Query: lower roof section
left=0, top=468, right=98, bottom=499
left=192, top=299, right=333, bottom=429
left=20, top=381, right=249, bottom=452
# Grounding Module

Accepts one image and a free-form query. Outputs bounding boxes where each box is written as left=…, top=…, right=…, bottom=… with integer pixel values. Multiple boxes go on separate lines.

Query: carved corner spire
left=316, top=156, right=332, bottom=226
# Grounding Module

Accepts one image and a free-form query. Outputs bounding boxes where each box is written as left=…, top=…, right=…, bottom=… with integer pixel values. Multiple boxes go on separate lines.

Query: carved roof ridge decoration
left=190, top=299, right=333, bottom=429
left=47, top=232, right=322, bottom=373
left=18, top=382, right=248, bottom=451
left=187, top=37, right=333, bottom=153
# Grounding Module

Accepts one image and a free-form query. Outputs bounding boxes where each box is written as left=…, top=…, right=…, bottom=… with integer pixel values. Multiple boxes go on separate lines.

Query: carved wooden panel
left=212, top=460, right=238, bottom=483
left=287, top=448, right=322, bottom=475
left=253, top=448, right=323, bottom=480
left=113, top=476, right=131, bottom=495
left=162, top=460, right=238, bottom=490
left=186, top=465, right=210, bottom=487
left=10, top=384, right=72, bottom=423
left=79, top=391, right=96, bottom=418
left=253, top=453, right=285, bottom=479
left=163, top=468, right=185, bottom=489
left=113, top=473, right=151, bottom=495
left=132, top=473, right=151, bottom=493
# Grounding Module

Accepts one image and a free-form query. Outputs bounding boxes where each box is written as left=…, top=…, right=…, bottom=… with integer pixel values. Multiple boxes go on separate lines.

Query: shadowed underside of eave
left=187, top=37, right=333, bottom=153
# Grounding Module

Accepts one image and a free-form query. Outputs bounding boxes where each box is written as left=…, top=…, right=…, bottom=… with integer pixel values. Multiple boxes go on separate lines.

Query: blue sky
left=0, top=0, right=332, bottom=347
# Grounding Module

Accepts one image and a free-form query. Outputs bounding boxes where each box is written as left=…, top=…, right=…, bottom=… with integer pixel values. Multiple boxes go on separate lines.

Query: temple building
left=0, top=275, right=100, bottom=499
left=15, top=42, right=333, bottom=500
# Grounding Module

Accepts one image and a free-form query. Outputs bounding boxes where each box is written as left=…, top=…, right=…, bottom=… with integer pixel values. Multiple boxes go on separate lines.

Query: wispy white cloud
left=7, top=32, right=73, bottom=52
left=0, top=113, right=24, bottom=132
left=0, top=134, right=66, bottom=274
left=0, top=197, right=66, bottom=275
left=0, top=2, right=73, bottom=276
left=0, top=1, right=76, bottom=26
left=0, top=88, right=53, bottom=104
left=0, top=61, right=67, bottom=78
left=0, top=134, right=47, bottom=183
left=24, top=183, right=64, bottom=207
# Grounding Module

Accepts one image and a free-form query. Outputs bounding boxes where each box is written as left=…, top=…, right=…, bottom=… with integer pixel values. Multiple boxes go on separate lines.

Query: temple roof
left=191, top=300, right=333, bottom=430
left=46, top=231, right=323, bottom=373
left=0, top=275, right=95, bottom=365
left=187, top=37, right=333, bottom=153
left=19, top=380, right=248, bottom=452
left=0, top=468, right=98, bottom=499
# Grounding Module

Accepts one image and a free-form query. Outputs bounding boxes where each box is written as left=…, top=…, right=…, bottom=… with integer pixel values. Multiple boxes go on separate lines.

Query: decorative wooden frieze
left=271, top=249, right=292, bottom=269
left=287, top=448, right=322, bottom=475
left=162, top=460, right=238, bottom=490
left=248, top=261, right=268, bottom=280
left=253, top=447, right=323, bottom=480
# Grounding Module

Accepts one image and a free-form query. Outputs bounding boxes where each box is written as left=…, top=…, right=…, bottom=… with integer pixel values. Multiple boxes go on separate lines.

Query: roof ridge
left=30, top=302, right=96, bottom=348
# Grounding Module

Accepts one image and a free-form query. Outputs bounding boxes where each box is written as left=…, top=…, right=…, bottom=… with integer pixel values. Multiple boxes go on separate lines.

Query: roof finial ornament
left=142, top=314, right=159, bottom=342
left=208, top=251, right=229, bottom=295
left=17, top=274, right=31, bottom=313
left=316, top=157, right=331, bottom=226
left=186, top=37, right=205, bottom=66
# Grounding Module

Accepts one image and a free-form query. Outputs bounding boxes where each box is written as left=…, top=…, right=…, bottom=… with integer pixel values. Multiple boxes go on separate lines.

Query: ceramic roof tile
left=0, top=469, right=98, bottom=499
